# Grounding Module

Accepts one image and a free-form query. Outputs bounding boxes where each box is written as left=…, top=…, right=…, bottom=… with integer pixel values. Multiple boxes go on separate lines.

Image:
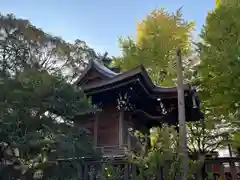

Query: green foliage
left=97, top=127, right=202, bottom=180
left=0, top=70, right=96, bottom=179
left=96, top=165, right=123, bottom=180
left=198, top=4, right=240, bottom=117
left=114, top=4, right=225, bottom=158
left=113, top=8, right=195, bottom=86
left=0, top=13, right=99, bottom=179
left=113, top=3, right=227, bottom=164
left=215, top=0, right=240, bottom=8
left=130, top=126, right=202, bottom=180
left=187, top=118, right=230, bottom=155
left=196, top=1, right=240, bottom=155
left=0, top=13, right=99, bottom=83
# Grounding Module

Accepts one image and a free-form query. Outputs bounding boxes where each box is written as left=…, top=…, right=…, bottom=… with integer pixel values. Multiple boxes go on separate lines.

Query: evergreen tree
left=0, top=13, right=98, bottom=179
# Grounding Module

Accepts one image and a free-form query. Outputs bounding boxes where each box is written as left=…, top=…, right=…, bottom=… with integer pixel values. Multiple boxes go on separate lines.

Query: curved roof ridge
left=75, top=57, right=120, bottom=85
left=92, top=59, right=119, bottom=77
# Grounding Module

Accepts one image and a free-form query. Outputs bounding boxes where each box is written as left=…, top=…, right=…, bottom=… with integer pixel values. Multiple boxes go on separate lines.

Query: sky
left=1, top=0, right=214, bottom=56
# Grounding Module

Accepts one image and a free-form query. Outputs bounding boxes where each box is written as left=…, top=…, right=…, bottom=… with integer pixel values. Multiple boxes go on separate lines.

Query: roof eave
left=75, top=58, right=119, bottom=85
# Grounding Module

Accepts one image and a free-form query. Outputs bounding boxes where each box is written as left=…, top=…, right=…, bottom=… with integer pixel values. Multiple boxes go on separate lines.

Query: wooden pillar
left=127, top=116, right=132, bottom=150
left=219, top=162, right=225, bottom=180
left=230, top=160, right=237, bottom=180
left=176, top=47, right=188, bottom=180
left=119, top=109, right=124, bottom=146
left=127, top=129, right=131, bottom=149
left=93, top=114, right=98, bottom=147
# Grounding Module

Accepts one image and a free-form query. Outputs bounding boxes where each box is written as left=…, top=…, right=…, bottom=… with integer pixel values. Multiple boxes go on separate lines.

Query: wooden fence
left=51, top=157, right=240, bottom=180
left=204, top=157, right=240, bottom=180
left=2, top=156, right=239, bottom=179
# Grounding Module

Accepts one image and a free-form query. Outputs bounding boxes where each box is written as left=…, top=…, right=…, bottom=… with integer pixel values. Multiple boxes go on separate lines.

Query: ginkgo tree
left=113, top=8, right=195, bottom=86
left=197, top=0, right=240, bottom=119
left=196, top=0, right=240, bottom=156
left=113, top=6, right=231, bottom=157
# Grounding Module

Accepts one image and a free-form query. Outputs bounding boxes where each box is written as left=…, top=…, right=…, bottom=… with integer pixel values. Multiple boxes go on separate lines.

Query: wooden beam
left=94, top=114, right=98, bottom=147
left=127, top=130, right=131, bottom=149
left=119, top=109, right=124, bottom=146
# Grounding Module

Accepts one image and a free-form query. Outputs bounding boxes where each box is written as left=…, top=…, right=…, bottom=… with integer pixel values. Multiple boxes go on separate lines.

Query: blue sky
left=1, top=0, right=214, bottom=56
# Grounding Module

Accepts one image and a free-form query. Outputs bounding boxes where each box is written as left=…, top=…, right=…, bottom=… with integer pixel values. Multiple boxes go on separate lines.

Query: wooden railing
left=95, top=145, right=129, bottom=156
left=204, top=157, right=240, bottom=180
left=47, top=157, right=240, bottom=180
left=75, top=157, right=240, bottom=180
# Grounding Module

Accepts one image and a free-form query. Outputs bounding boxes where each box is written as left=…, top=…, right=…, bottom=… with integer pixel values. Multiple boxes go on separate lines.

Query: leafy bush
left=96, top=126, right=202, bottom=180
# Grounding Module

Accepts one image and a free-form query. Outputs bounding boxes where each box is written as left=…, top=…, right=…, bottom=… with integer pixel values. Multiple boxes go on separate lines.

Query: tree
left=187, top=117, right=230, bottom=157
left=114, top=6, right=225, bottom=156
left=195, top=0, right=240, bottom=155
left=0, top=14, right=98, bottom=179
left=197, top=2, right=240, bottom=117
left=215, top=0, right=240, bottom=8
left=113, top=5, right=236, bottom=158
left=0, top=70, right=97, bottom=179
left=113, top=8, right=195, bottom=86
left=0, top=13, right=99, bottom=83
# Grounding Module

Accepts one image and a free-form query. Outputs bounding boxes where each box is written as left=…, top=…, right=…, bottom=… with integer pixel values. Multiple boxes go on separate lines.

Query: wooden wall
left=75, top=117, right=95, bottom=143
left=75, top=105, right=120, bottom=147
left=97, top=105, right=119, bottom=146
